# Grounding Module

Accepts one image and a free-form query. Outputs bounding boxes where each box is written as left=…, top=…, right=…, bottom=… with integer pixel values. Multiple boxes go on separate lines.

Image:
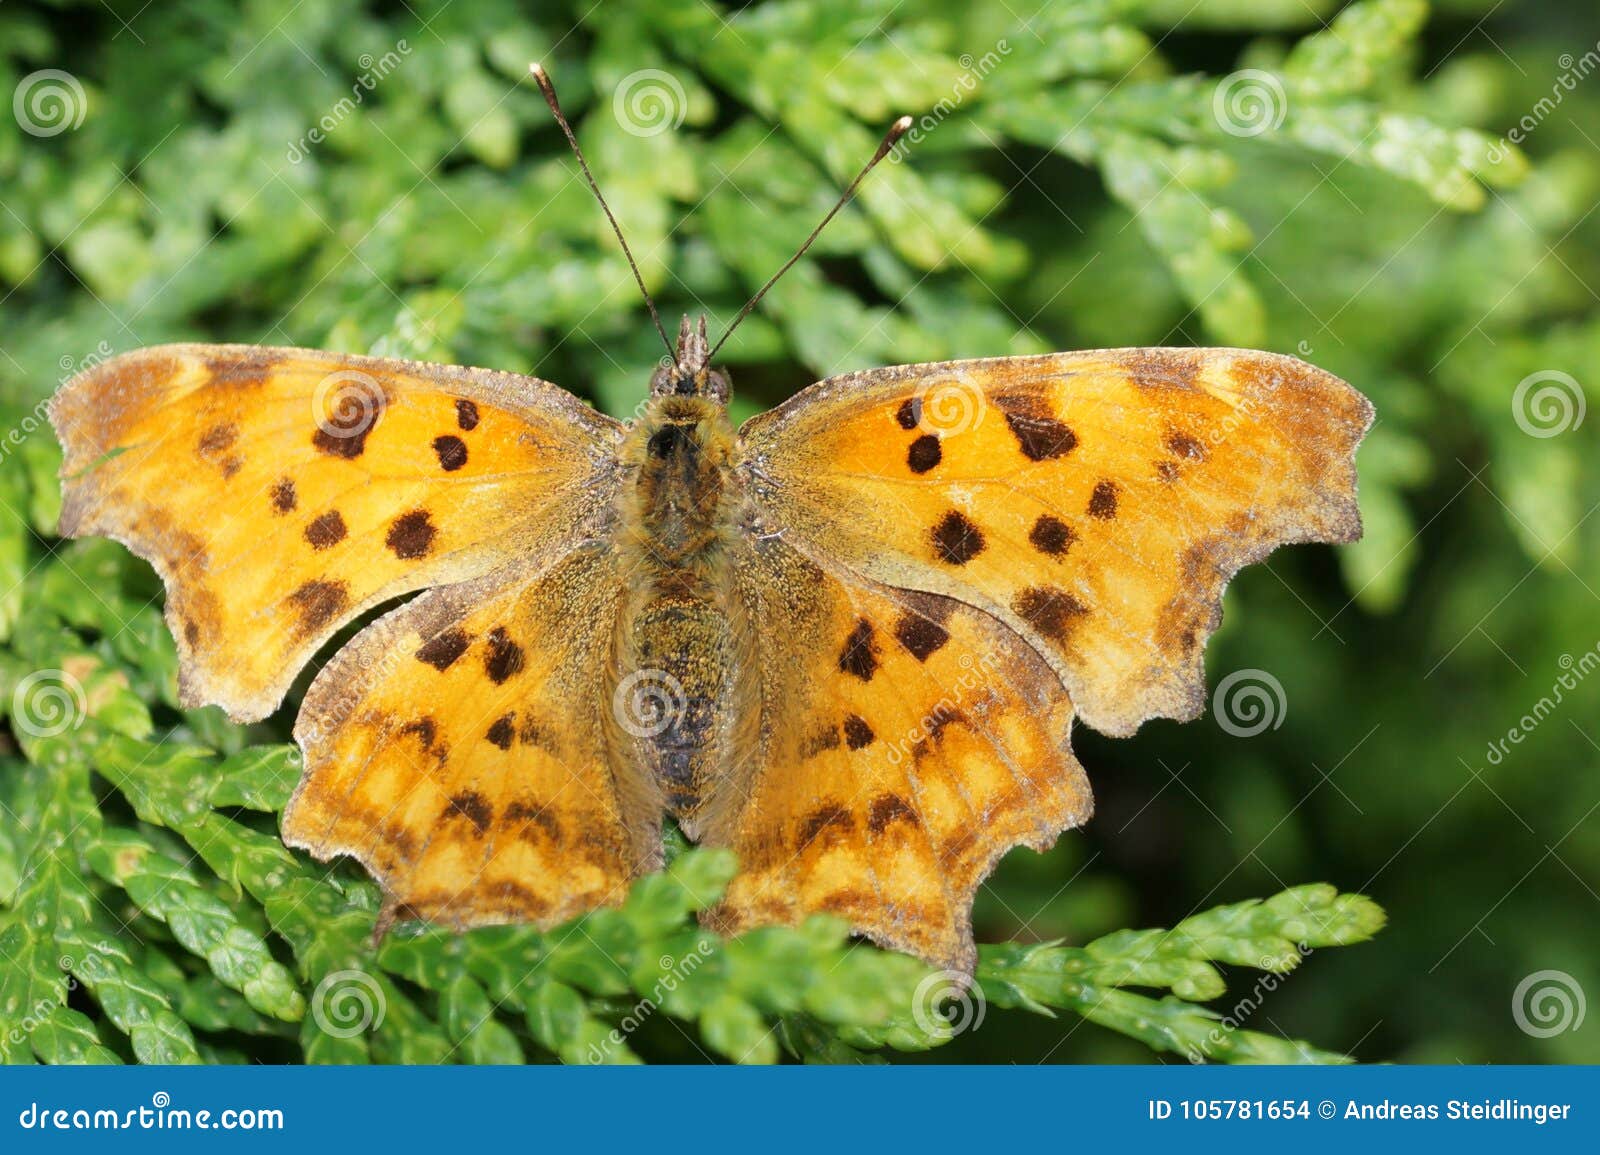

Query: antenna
left=529, top=62, right=674, bottom=360
left=708, top=115, right=913, bottom=364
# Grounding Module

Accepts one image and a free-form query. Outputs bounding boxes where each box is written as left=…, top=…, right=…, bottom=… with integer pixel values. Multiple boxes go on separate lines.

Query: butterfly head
left=651, top=314, right=731, bottom=404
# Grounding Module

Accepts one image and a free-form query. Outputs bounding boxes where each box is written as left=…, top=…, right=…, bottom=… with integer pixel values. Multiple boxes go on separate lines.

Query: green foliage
left=2, top=0, right=1596, bottom=1063
left=0, top=538, right=1384, bottom=1063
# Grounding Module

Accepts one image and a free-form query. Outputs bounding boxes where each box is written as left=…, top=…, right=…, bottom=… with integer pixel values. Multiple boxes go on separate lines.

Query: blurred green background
left=1, top=0, right=1596, bottom=1063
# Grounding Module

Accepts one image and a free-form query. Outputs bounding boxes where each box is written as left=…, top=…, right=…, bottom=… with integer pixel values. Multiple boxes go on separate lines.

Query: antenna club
left=528, top=62, right=557, bottom=105
left=873, top=116, right=914, bottom=163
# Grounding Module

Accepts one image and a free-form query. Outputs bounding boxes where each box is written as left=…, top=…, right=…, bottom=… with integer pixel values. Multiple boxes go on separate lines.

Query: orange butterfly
left=48, top=67, right=1372, bottom=973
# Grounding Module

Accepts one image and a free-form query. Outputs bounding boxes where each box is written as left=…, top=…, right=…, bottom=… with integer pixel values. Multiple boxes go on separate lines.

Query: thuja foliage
left=5, top=0, right=1586, bottom=1062
left=0, top=517, right=1384, bottom=1064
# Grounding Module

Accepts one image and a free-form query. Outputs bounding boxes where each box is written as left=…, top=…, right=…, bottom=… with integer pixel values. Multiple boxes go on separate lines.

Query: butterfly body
left=49, top=329, right=1372, bottom=972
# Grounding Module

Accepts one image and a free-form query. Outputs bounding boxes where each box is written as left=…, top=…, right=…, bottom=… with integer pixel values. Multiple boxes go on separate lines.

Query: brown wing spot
left=927, top=703, right=965, bottom=741
left=304, top=510, right=347, bottom=550
left=799, top=802, right=854, bottom=847
left=895, top=396, right=923, bottom=430
left=312, top=425, right=372, bottom=459
left=519, top=716, right=559, bottom=754
left=838, top=618, right=880, bottom=682
left=802, top=725, right=842, bottom=759
left=1128, top=348, right=1202, bottom=391
left=484, top=626, right=524, bottom=684
left=198, top=424, right=242, bottom=476
left=433, top=434, right=468, bottom=471
left=1013, top=586, right=1089, bottom=642
left=442, top=791, right=492, bottom=836
left=385, top=509, right=437, bottom=559
left=931, top=510, right=985, bottom=566
left=399, top=717, right=437, bottom=752
left=198, top=423, right=237, bottom=454
left=286, top=579, right=348, bottom=635
left=1155, top=460, right=1180, bottom=484
left=894, top=611, right=949, bottom=661
left=1088, top=480, right=1119, bottom=520
left=504, top=800, right=562, bottom=846
left=204, top=349, right=279, bottom=387
left=271, top=478, right=297, bottom=514
left=1028, top=514, right=1076, bottom=557
left=868, top=793, right=917, bottom=834
left=843, top=714, right=875, bottom=750
left=416, top=628, right=470, bottom=671
left=487, top=713, right=515, bottom=750
left=455, top=399, right=480, bottom=431
left=996, top=395, right=1077, bottom=461
left=1165, top=429, right=1207, bottom=461
left=183, top=619, right=200, bottom=646
left=907, top=434, right=942, bottom=474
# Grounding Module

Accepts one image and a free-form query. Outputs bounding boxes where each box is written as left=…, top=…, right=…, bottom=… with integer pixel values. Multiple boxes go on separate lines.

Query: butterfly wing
left=738, top=348, right=1372, bottom=738
left=699, top=535, right=1090, bottom=973
left=285, top=543, right=661, bottom=926
left=50, top=344, right=622, bottom=721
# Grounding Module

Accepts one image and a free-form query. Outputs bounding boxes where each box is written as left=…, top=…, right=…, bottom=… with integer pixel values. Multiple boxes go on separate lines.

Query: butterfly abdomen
left=612, top=395, right=751, bottom=827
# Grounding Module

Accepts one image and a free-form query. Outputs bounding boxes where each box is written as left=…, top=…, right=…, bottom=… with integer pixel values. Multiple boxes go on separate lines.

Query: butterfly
left=47, top=67, right=1373, bottom=974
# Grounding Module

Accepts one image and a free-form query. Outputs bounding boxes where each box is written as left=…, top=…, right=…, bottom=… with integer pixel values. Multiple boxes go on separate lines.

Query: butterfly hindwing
left=285, top=543, right=662, bottom=927
left=696, top=535, right=1091, bottom=973
left=739, top=348, right=1373, bottom=738
left=49, top=344, right=622, bottom=721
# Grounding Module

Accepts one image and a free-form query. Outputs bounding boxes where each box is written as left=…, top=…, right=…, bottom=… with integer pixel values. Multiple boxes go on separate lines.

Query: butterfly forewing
left=738, top=347, right=1373, bottom=738
left=49, top=344, right=623, bottom=722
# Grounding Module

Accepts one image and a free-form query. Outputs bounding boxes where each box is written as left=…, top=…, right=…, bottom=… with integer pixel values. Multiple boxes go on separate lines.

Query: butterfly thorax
left=613, top=389, right=752, bottom=828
